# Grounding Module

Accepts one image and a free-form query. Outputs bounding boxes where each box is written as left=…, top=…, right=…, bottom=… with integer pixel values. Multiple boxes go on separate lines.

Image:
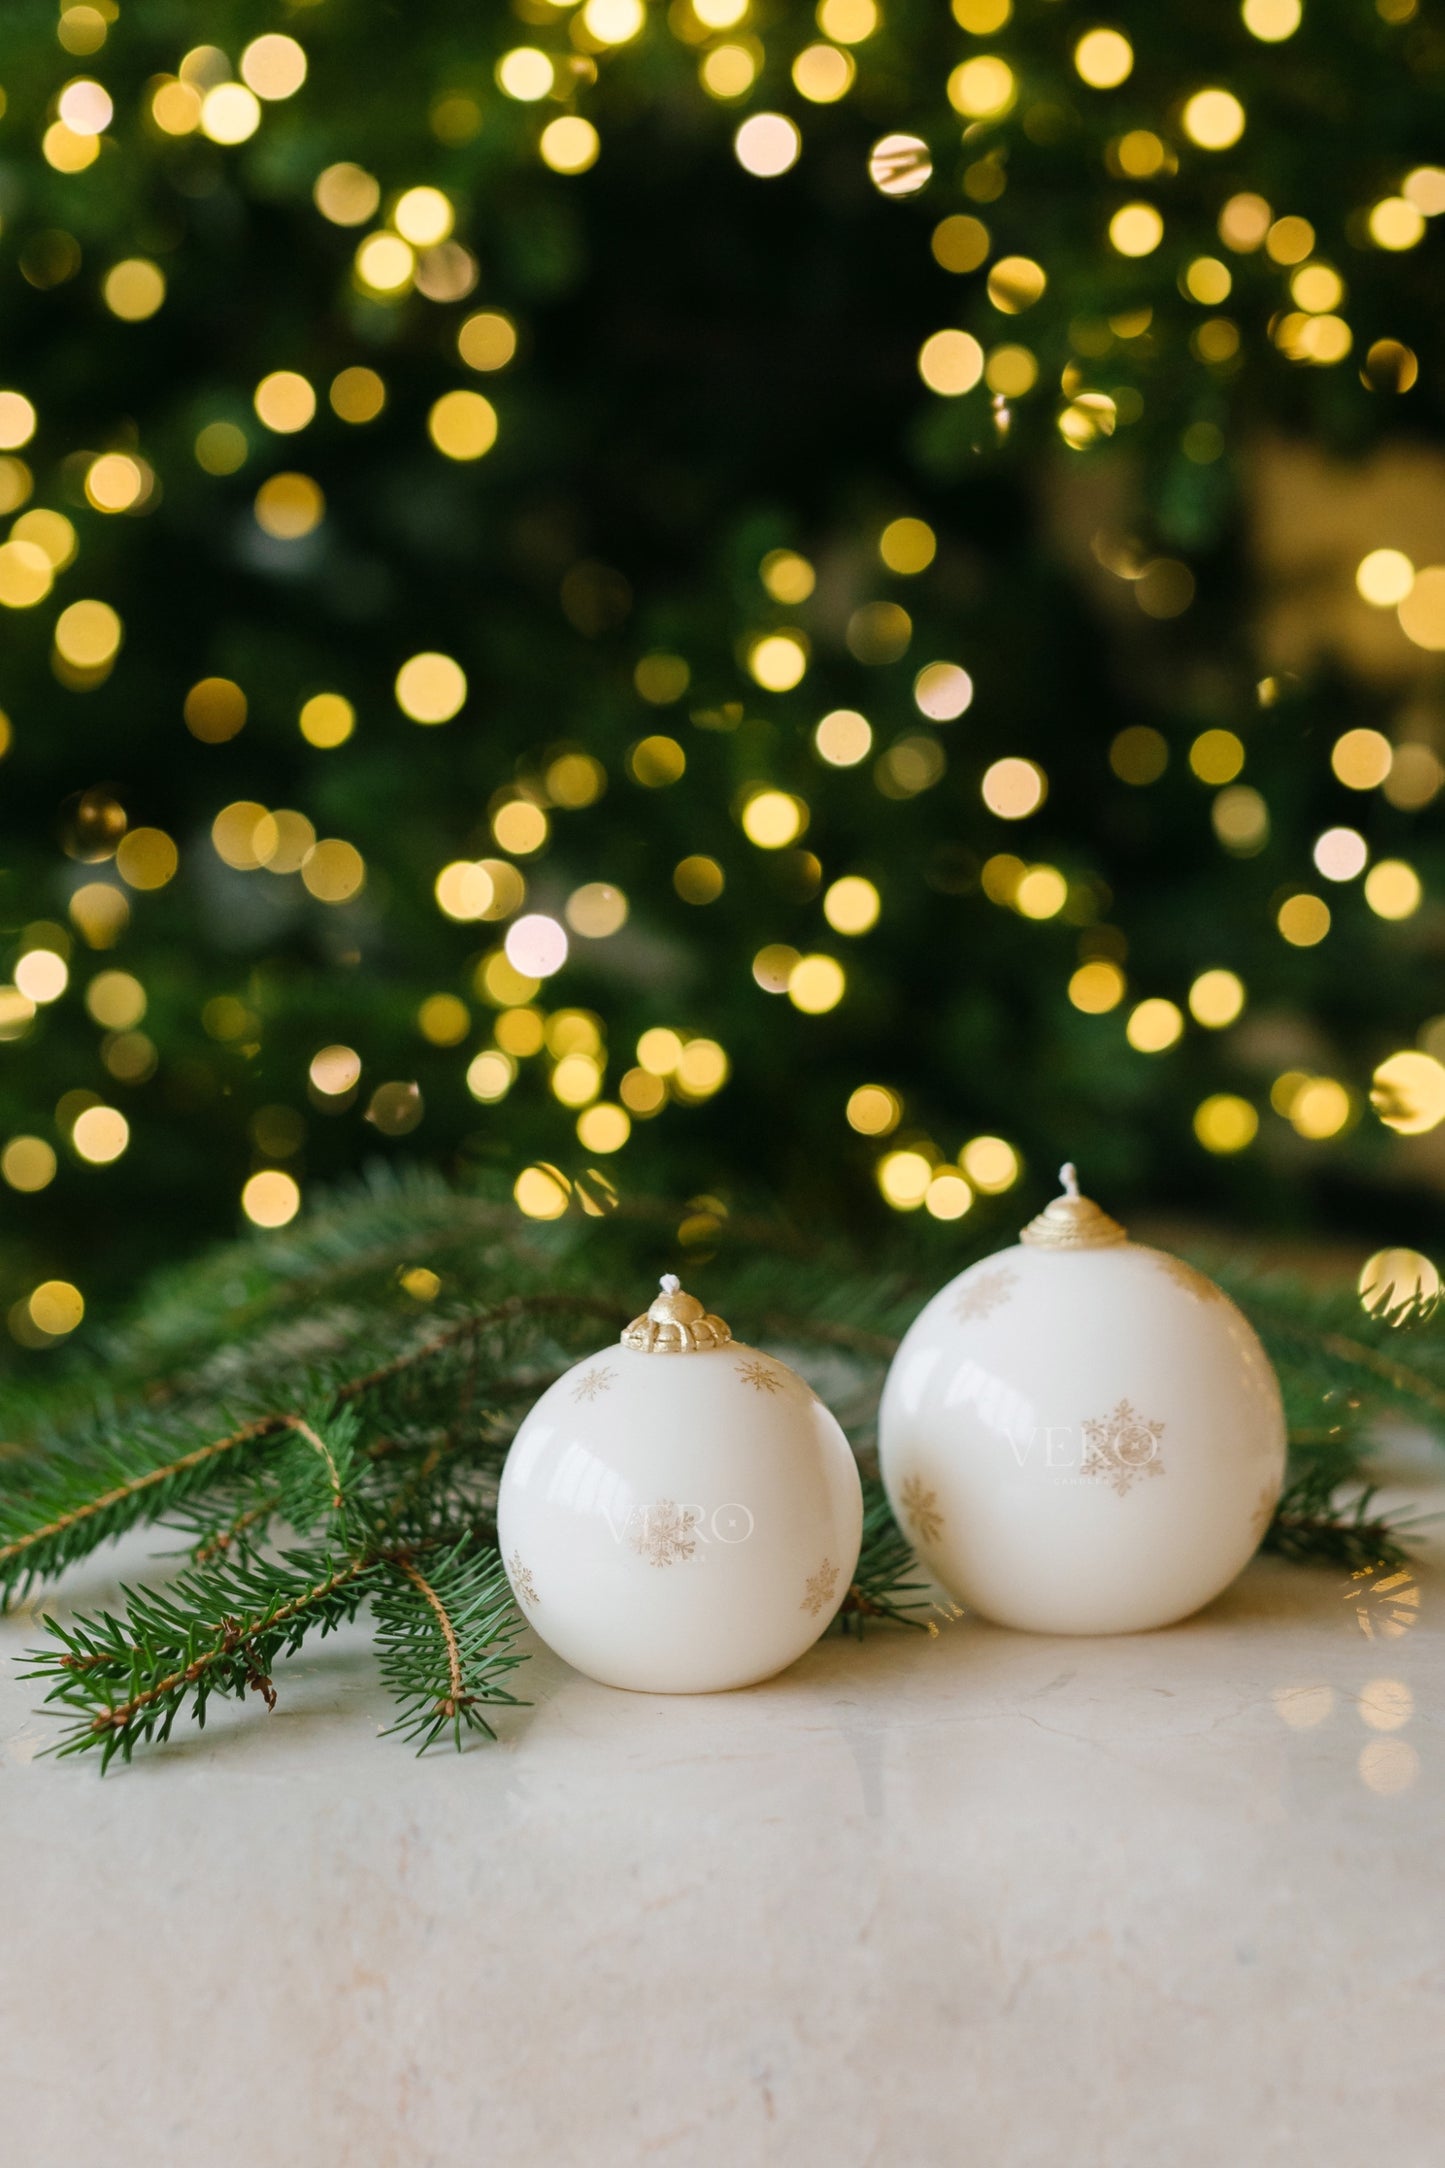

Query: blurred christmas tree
left=1, top=0, right=1443, bottom=1362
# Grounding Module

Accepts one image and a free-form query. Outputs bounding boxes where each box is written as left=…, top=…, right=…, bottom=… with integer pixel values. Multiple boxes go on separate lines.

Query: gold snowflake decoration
left=736, top=1357, right=783, bottom=1393
left=952, top=1266, right=1018, bottom=1324
left=628, top=1498, right=701, bottom=1568
left=509, top=1552, right=539, bottom=1608
left=800, top=1557, right=840, bottom=1618
left=1080, top=1398, right=1165, bottom=1495
left=572, top=1364, right=615, bottom=1403
left=898, top=1474, right=943, bottom=1545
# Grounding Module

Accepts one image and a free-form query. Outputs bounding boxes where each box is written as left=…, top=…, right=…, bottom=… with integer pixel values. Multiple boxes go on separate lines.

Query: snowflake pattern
left=736, top=1357, right=783, bottom=1393
left=952, top=1267, right=1018, bottom=1324
left=800, top=1557, right=841, bottom=1618
left=628, top=1498, right=701, bottom=1568
left=1080, top=1399, right=1166, bottom=1496
left=509, top=1552, right=539, bottom=1608
left=898, top=1474, right=944, bottom=1546
left=572, top=1365, right=616, bottom=1403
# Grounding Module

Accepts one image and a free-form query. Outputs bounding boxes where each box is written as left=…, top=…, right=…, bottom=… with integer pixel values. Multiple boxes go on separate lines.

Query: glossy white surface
left=880, top=1242, right=1288, bottom=1634
left=2, top=1487, right=1440, bottom=2167
left=498, top=1340, right=863, bottom=1692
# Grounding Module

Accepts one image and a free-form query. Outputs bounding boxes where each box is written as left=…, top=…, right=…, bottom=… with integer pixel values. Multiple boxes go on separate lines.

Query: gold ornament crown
left=1019, top=1163, right=1128, bottom=1250
left=621, top=1274, right=733, bottom=1354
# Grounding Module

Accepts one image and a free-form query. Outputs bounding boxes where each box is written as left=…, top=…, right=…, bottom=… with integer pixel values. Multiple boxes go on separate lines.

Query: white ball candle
left=498, top=1276, right=864, bottom=1692
left=878, top=1166, right=1287, bottom=1634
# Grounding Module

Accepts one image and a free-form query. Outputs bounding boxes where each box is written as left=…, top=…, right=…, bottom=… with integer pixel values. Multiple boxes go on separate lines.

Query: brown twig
left=392, top=1555, right=468, bottom=1717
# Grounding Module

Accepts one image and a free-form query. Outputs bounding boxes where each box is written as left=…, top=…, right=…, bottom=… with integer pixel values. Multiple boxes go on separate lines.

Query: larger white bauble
left=498, top=1278, right=863, bottom=1693
left=878, top=1167, right=1287, bottom=1635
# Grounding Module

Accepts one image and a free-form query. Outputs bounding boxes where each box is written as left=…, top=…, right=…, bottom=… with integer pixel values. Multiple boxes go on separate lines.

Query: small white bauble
left=879, top=1165, right=1287, bottom=1635
left=498, top=1276, right=863, bottom=1693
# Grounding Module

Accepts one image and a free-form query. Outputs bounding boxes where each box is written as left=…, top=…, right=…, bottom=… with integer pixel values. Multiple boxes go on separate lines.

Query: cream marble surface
left=2, top=1482, right=1441, bottom=2168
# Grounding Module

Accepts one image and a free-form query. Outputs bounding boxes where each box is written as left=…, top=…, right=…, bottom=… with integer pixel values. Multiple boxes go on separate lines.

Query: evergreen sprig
left=5, top=1175, right=1442, bottom=1769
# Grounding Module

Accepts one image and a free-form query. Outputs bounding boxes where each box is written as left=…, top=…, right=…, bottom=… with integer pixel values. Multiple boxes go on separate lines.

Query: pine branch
left=374, top=1542, right=528, bottom=1753
left=24, top=1543, right=386, bottom=1770
left=839, top=1480, right=939, bottom=1632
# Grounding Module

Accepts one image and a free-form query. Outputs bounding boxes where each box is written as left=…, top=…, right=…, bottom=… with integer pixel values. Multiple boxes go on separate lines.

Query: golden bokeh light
left=1109, top=203, right=1164, bottom=257
left=315, top=163, right=381, bottom=225
left=987, top=257, right=1046, bottom=313
left=918, top=329, right=984, bottom=397
left=115, top=828, right=178, bottom=890
left=1110, top=726, right=1168, bottom=785
left=1363, top=859, right=1421, bottom=920
left=577, top=1103, right=631, bottom=1153
left=823, top=875, right=880, bottom=935
left=674, top=855, right=725, bottom=905
left=1359, top=1249, right=1439, bottom=1323
left=14, top=950, right=68, bottom=1005
left=1189, top=729, right=1244, bottom=785
left=428, top=389, right=498, bottom=461
left=1182, top=89, right=1246, bottom=149
left=72, top=1104, right=129, bottom=1164
left=879, top=518, right=936, bottom=575
left=788, top=953, right=845, bottom=1014
left=748, top=632, right=808, bottom=690
left=459, top=312, right=517, bottom=374
left=817, top=0, right=877, bottom=40
left=925, top=1171, right=974, bottom=1220
left=1290, top=1077, right=1351, bottom=1140
left=466, top=1049, right=515, bottom=1103
left=948, top=56, right=1015, bottom=116
left=514, top=1165, right=571, bottom=1220
left=301, top=839, right=366, bottom=903
left=492, top=801, right=548, bottom=855
left=1194, top=1094, right=1258, bottom=1153
left=254, top=473, right=324, bottom=540
left=395, top=651, right=466, bottom=724
left=981, top=757, right=1046, bottom=819
left=201, top=83, right=262, bottom=145
left=299, top=691, right=355, bottom=749
left=629, top=734, right=687, bottom=786
left=1397, top=566, right=1445, bottom=651
left=1371, top=1051, right=1445, bottom=1134
left=932, top=214, right=990, bottom=273
left=1188, top=968, right=1245, bottom=1027
left=541, top=118, right=601, bottom=175
left=1074, top=29, right=1133, bottom=88
left=1069, top=959, right=1126, bottom=1013
left=759, top=550, right=814, bottom=604
left=103, top=258, right=166, bottom=321
left=565, top=883, right=629, bottom=936
left=1356, top=548, right=1414, bottom=606
left=1014, top=866, right=1067, bottom=919
left=240, top=34, right=307, bottom=100
left=418, top=993, right=470, bottom=1046
left=961, top=1135, right=1019, bottom=1191
left=1, top=1135, right=57, bottom=1193
left=815, top=709, right=872, bottom=765
left=847, top=1084, right=900, bottom=1136
left=254, top=370, right=316, bottom=433
left=741, top=789, right=807, bottom=848
left=1277, top=893, right=1331, bottom=946
left=184, top=676, right=247, bottom=744
left=29, top=1280, right=85, bottom=1335
left=1126, top=997, right=1184, bottom=1053
left=1331, top=728, right=1391, bottom=789
left=868, top=132, right=929, bottom=192
left=1369, top=197, right=1425, bottom=251
left=877, top=1148, right=932, bottom=1210
left=242, top=1170, right=301, bottom=1227
left=1243, top=0, right=1301, bottom=36
left=55, top=598, right=122, bottom=668
left=794, top=47, right=857, bottom=105
left=913, top=663, right=972, bottom=721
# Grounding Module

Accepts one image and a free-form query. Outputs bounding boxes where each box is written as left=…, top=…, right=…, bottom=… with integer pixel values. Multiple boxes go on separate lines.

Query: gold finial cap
left=1019, top=1163, right=1128, bottom=1251
left=621, top=1274, right=732, bottom=1354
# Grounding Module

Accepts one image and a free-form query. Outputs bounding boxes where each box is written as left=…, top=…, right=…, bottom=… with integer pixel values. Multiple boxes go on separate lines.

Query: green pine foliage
left=5, top=1173, right=1440, bottom=1767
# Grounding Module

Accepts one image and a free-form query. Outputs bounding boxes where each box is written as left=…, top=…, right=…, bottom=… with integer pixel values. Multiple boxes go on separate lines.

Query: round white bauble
left=498, top=1276, right=863, bottom=1693
left=878, top=1166, right=1287, bottom=1635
